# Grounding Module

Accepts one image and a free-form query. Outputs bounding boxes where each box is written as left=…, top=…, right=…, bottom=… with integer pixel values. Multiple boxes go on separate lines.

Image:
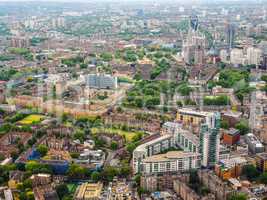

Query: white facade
left=230, top=48, right=245, bottom=65
left=220, top=49, right=228, bottom=63
left=247, top=47, right=262, bottom=65
left=141, top=151, right=200, bottom=175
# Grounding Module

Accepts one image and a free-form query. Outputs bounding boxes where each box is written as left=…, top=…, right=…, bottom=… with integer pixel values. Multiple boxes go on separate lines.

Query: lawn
left=91, top=127, right=144, bottom=142
left=19, top=114, right=45, bottom=125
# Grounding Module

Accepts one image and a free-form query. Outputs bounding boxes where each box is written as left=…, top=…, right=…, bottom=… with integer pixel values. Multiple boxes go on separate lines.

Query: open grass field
left=91, top=127, right=144, bottom=142
left=18, top=114, right=45, bottom=125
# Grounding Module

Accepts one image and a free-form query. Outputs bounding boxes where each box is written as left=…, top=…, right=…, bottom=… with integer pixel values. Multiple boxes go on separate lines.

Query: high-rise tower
left=199, top=112, right=220, bottom=167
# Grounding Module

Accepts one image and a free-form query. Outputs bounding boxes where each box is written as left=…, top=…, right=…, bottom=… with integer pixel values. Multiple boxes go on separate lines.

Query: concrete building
left=230, top=48, right=245, bottom=65
left=199, top=112, right=220, bottom=167
left=176, top=108, right=219, bottom=129
left=215, top=157, right=248, bottom=180
left=10, top=37, right=30, bottom=48
left=222, top=128, right=240, bottom=146
left=198, top=170, right=235, bottom=200
left=85, top=74, right=118, bottom=89
left=0, top=81, right=6, bottom=103
left=30, top=174, right=52, bottom=187
left=4, top=189, right=13, bottom=200
left=173, top=178, right=215, bottom=200
left=141, top=151, right=200, bottom=175
left=162, top=122, right=199, bottom=153
left=220, top=49, right=229, bottom=63
left=247, top=47, right=262, bottom=66
left=140, top=173, right=180, bottom=192
left=225, top=23, right=235, bottom=49
left=108, top=179, right=133, bottom=200
left=182, top=16, right=206, bottom=65
left=255, top=153, right=267, bottom=172
left=133, top=134, right=174, bottom=174
left=245, top=133, right=264, bottom=154
left=74, top=182, right=103, bottom=200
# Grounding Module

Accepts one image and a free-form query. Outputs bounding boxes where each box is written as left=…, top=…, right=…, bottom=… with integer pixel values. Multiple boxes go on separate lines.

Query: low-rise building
left=85, top=74, right=118, bottom=89
left=215, top=157, right=248, bottom=180
left=176, top=108, right=218, bottom=129
left=245, top=133, right=265, bottom=154
left=74, top=182, right=103, bottom=200
left=223, top=128, right=240, bottom=146
left=30, top=174, right=51, bottom=187
left=108, top=179, right=133, bottom=200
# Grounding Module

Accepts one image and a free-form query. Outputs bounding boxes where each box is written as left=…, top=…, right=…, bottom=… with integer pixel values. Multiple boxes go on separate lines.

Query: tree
left=68, top=164, right=87, bottom=178
left=259, top=172, right=267, bottom=184
left=120, top=165, right=131, bottom=177
left=235, top=120, right=249, bottom=135
left=36, top=145, right=48, bottom=157
left=228, top=193, right=247, bottom=200
left=110, top=142, right=118, bottom=150
left=74, top=130, right=85, bottom=142
left=261, top=75, right=267, bottom=82
left=242, top=165, right=260, bottom=181
left=91, top=171, right=101, bottom=182
left=56, top=184, right=69, bottom=200
left=126, top=143, right=138, bottom=154
left=221, top=120, right=229, bottom=129
left=101, top=166, right=119, bottom=182
left=100, top=52, right=113, bottom=62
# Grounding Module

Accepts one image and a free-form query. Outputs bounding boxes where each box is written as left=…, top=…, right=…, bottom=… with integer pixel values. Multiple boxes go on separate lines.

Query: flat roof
left=143, top=151, right=199, bottom=163
left=178, top=108, right=215, bottom=118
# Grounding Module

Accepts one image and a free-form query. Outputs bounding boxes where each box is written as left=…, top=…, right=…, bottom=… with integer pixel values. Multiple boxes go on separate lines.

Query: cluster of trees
left=0, top=68, right=18, bottom=81
left=150, top=58, right=171, bottom=79
left=177, top=83, right=192, bottom=96
left=0, top=55, right=15, bottom=61
left=100, top=52, right=113, bottom=62
left=36, top=144, right=48, bottom=157
left=124, top=80, right=179, bottom=109
left=8, top=47, right=33, bottom=61
left=204, top=95, right=230, bottom=106
left=235, top=120, right=249, bottom=135
left=242, top=164, right=267, bottom=184
left=218, top=69, right=249, bottom=88
left=90, top=164, right=131, bottom=183
left=261, top=75, right=267, bottom=92
left=25, top=161, right=52, bottom=174
left=62, top=56, right=84, bottom=67
left=123, top=50, right=138, bottom=62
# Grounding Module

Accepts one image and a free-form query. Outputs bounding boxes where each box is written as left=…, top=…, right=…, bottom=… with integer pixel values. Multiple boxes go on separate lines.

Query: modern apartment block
left=86, top=74, right=118, bottom=89
left=199, top=112, right=221, bottom=167
left=141, top=151, right=201, bottom=175
left=134, top=110, right=221, bottom=173
left=176, top=108, right=219, bottom=129
left=133, top=134, right=174, bottom=174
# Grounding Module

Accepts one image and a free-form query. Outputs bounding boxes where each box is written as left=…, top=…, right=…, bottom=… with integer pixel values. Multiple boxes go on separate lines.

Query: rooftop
left=142, top=151, right=199, bottom=163
left=75, top=182, right=103, bottom=199
left=135, top=134, right=173, bottom=152
left=177, top=108, right=215, bottom=118
left=257, top=153, right=267, bottom=160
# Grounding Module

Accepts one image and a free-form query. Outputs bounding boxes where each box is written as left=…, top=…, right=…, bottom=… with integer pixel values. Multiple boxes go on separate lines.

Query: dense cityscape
left=0, top=0, right=267, bottom=199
